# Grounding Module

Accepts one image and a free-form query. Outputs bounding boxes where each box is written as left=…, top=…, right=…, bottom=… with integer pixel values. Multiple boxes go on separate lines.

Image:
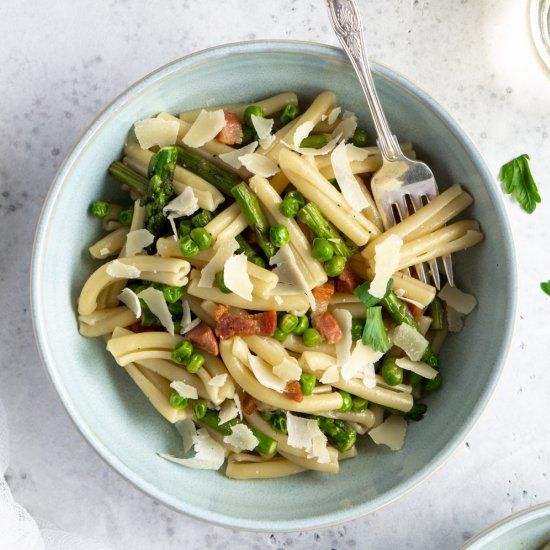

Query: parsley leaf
left=354, top=278, right=393, bottom=307
left=362, top=306, right=390, bottom=353
left=541, top=281, right=550, bottom=296
left=499, top=154, right=541, bottom=214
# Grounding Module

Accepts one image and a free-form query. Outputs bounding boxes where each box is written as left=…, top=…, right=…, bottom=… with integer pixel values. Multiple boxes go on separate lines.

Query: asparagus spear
left=297, top=203, right=353, bottom=258
left=252, top=429, right=278, bottom=455
left=315, top=416, right=357, bottom=453
left=108, top=161, right=148, bottom=196
left=141, top=146, right=178, bottom=236
left=176, top=145, right=241, bottom=196
left=381, top=291, right=440, bottom=369
left=235, top=234, right=260, bottom=259
left=231, top=183, right=277, bottom=258
left=428, top=297, right=444, bottom=330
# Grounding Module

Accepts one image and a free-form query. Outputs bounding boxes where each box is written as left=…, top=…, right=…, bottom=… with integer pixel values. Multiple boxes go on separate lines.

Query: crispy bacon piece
left=312, top=311, right=343, bottom=344
left=312, top=280, right=335, bottom=313
left=184, top=323, right=219, bottom=356
left=213, top=303, right=229, bottom=321
left=283, top=380, right=303, bottom=402
left=216, top=112, right=243, bottom=145
left=336, top=265, right=361, bottom=294
left=215, top=310, right=277, bottom=339
left=242, top=393, right=257, bottom=415
left=406, top=302, right=423, bottom=319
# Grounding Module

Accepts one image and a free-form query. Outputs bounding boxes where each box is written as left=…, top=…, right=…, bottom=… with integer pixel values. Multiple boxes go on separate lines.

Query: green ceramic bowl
left=31, top=41, right=516, bottom=531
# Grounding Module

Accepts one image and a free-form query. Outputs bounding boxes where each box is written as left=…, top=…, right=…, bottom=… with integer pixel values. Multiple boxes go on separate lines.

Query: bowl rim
left=30, top=39, right=517, bottom=532
left=460, top=501, right=550, bottom=549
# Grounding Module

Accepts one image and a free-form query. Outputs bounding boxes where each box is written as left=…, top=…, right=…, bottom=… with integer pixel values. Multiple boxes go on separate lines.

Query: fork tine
left=442, top=255, right=454, bottom=286
left=429, top=259, right=441, bottom=289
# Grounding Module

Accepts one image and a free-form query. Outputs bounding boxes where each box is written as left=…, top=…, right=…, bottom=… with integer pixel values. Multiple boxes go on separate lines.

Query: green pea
left=300, top=134, right=329, bottom=149
left=216, top=271, right=232, bottom=294
left=352, top=397, right=369, bottom=413
left=279, top=198, right=300, bottom=218
left=117, top=206, right=133, bottom=226
left=241, top=124, right=257, bottom=145
left=244, top=105, right=265, bottom=127
left=279, top=313, right=299, bottom=333
left=351, top=127, right=369, bottom=147
left=302, top=328, right=322, bottom=347
left=324, top=255, right=346, bottom=277
left=425, top=374, right=442, bottom=392
left=293, top=316, right=309, bottom=335
left=169, top=391, right=188, bottom=410
left=193, top=399, right=208, bottom=419
left=162, top=285, right=185, bottom=304
left=351, top=318, right=365, bottom=341
left=407, top=403, right=428, bottom=421
left=171, top=341, right=193, bottom=364
left=408, top=371, right=423, bottom=385
left=178, top=220, right=194, bottom=238
left=168, top=300, right=183, bottom=317
left=191, top=209, right=213, bottom=228
left=269, top=224, right=290, bottom=247
left=279, top=104, right=299, bottom=125
left=90, top=200, right=110, bottom=218
left=339, top=391, right=353, bottom=413
left=179, top=235, right=199, bottom=258
left=272, top=328, right=288, bottom=342
left=284, top=190, right=305, bottom=207
left=381, top=357, right=403, bottom=386
left=249, top=255, right=266, bottom=268
left=300, top=372, right=317, bottom=396
left=186, top=352, right=205, bottom=373
left=312, top=238, right=334, bottom=262
left=190, top=227, right=213, bottom=250
left=270, top=413, right=288, bottom=435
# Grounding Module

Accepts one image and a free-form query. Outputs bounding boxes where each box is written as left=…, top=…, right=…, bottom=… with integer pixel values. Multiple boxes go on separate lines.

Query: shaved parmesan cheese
left=223, top=254, right=253, bottom=301
left=239, top=153, right=279, bottom=177
left=175, top=418, right=196, bottom=453
left=346, top=143, right=370, bottom=162
left=320, top=365, right=340, bottom=384
left=341, top=340, right=382, bottom=386
left=327, top=106, right=342, bottom=125
left=368, top=415, right=407, bottom=451
left=259, top=134, right=276, bottom=150
left=248, top=353, right=285, bottom=392
left=370, top=235, right=403, bottom=298
left=218, top=141, right=258, bottom=169
left=390, top=323, right=428, bottom=361
left=417, top=315, right=432, bottom=336
left=446, top=305, right=464, bottom=333
left=333, top=309, right=352, bottom=369
left=223, top=423, right=259, bottom=451
left=179, top=300, right=192, bottom=334
left=395, top=357, right=438, bottom=380
left=125, top=228, right=154, bottom=257
left=159, top=427, right=225, bottom=470
left=117, top=288, right=141, bottom=318
left=218, top=399, right=239, bottom=425
left=331, top=141, right=369, bottom=212
left=134, top=118, right=179, bottom=149
left=293, top=121, right=315, bottom=149
left=251, top=115, right=274, bottom=140
left=199, top=237, right=239, bottom=288
left=138, top=287, right=174, bottom=335
left=286, top=412, right=330, bottom=463
left=106, top=260, right=141, bottom=279
left=332, top=111, right=357, bottom=142
left=208, top=374, right=228, bottom=387
left=438, top=283, right=477, bottom=314
left=163, top=186, right=199, bottom=219
left=273, top=357, right=301, bottom=383
left=233, top=393, right=243, bottom=420
left=182, top=109, right=226, bottom=148
left=170, top=380, right=198, bottom=400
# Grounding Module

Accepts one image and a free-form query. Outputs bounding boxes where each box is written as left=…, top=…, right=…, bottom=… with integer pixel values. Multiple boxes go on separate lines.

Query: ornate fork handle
left=325, top=0, right=403, bottom=161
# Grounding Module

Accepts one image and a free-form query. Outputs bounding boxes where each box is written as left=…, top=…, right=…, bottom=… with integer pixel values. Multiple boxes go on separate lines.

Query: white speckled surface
left=1, top=1, right=549, bottom=548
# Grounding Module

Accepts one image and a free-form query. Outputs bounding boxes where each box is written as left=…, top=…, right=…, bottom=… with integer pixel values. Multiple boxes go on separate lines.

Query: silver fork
left=325, top=0, right=453, bottom=289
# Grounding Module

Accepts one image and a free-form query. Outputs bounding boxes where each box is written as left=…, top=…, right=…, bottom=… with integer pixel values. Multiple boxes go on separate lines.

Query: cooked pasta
left=79, top=90, right=483, bottom=478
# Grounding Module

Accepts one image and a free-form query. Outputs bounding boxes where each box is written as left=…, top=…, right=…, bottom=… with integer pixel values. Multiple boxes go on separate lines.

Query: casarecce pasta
left=79, top=91, right=482, bottom=479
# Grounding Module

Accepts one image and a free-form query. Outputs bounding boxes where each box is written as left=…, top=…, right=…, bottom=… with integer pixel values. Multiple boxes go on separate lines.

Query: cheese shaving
left=391, top=323, right=428, bottom=361
left=341, top=340, right=382, bottom=385
left=251, top=115, right=274, bottom=140
left=208, top=374, right=228, bottom=388
left=218, top=399, right=239, bottom=425
left=106, top=260, right=141, bottom=279
left=198, top=237, right=239, bottom=288
left=223, top=423, right=259, bottom=452
left=219, top=141, right=258, bottom=169
left=259, top=134, right=276, bottom=150
left=134, top=118, right=179, bottom=149
left=182, top=109, right=226, bottom=148
left=159, top=428, right=225, bottom=470
left=137, top=287, right=174, bottom=335
left=417, top=315, right=432, bottom=336
left=125, top=228, right=154, bottom=257
left=286, top=412, right=330, bottom=463
left=175, top=418, right=196, bottom=453
left=395, top=357, right=438, bottom=380
left=163, top=187, right=199, bottom=220
left=330, top=141, right=369, bottom=212
left=238, top=153, right=279, bottom=177
left=368, top=415, right=407, bottom=451
left=293, top=121, right=316, bottom=149
left=438, top=283, right=477, bottom=314
left=223, top=254, right=253, bottom=301
left=248, top=353, right=286, bottom=392
left=327, top=106, right=342, bottom=125
left=320, top=365, right=340, bottom=384
left=370, top=235, right=403, bottom=298
left=332, top=111, right=357, bottom=142
left=117, top=288, right=141, bottom=318
left=273, top=357, right=301, bottom=383
left=170, top=380, right=198, bottom=400
left=233, top=393, right=243, bottom=420
left=346, top=143, right=370, bottom=162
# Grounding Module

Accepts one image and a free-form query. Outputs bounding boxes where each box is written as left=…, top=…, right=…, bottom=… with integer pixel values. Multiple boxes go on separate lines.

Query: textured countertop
left=1, top=1, right=549, bottom=549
